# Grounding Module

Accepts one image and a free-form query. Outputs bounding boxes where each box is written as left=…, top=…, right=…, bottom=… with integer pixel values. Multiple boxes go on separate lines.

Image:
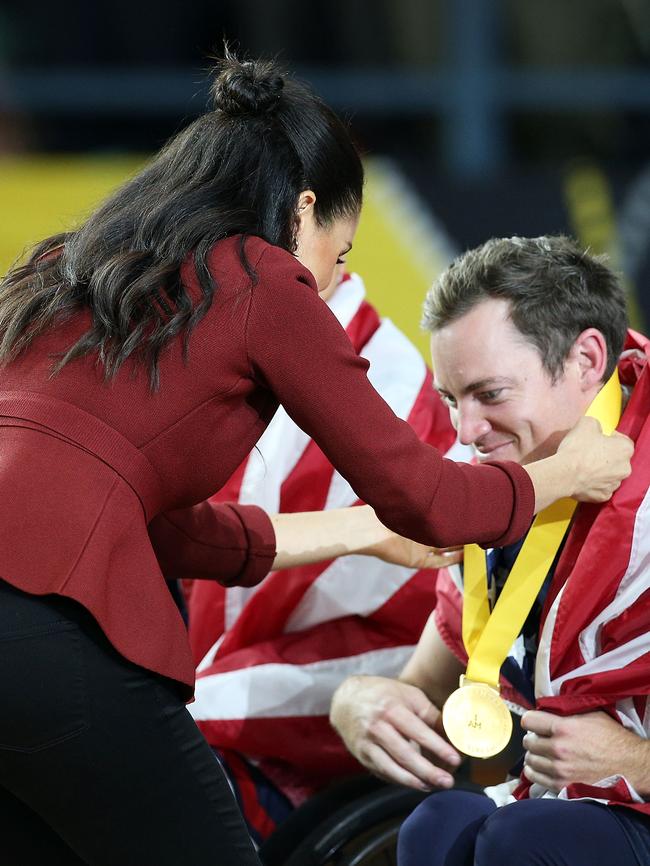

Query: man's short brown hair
left=422, top=235, right=628, bottom=381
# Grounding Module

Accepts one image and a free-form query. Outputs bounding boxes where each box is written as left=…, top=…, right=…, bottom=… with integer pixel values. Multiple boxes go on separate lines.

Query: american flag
left=436, top=330, right=650, bottom=817
left=187, top=273, right=462, bottom=804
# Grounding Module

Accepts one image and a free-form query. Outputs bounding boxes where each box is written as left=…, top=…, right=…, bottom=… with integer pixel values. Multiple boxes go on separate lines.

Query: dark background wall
left=2, top=0, right=650, bottom=325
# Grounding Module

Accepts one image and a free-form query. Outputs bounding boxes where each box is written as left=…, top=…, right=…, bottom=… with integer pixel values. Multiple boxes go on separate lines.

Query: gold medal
left=442, top=677, right=513, bottom=758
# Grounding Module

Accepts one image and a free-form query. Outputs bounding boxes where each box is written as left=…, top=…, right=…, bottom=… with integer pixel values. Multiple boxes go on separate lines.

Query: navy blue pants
left=397, top=789, right=646, bottom=866
left=0, top=579, right=261, bottom=866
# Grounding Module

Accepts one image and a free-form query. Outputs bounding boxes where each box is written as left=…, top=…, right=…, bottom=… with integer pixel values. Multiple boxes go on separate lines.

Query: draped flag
left=435, top=330, right=650, bottom=817
left=188, top=273, right=462, bottom=804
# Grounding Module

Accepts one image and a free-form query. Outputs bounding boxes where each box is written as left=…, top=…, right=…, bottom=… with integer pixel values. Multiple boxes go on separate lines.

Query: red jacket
left=0, top=236, right=533, bottom=697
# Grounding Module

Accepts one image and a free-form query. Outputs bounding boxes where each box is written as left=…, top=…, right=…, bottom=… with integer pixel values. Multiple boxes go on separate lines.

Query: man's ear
left=571, top=328, right=609, bottom=390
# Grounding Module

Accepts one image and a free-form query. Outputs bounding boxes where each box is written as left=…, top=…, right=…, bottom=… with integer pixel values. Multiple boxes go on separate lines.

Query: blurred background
left=2, top=0, right=650, bottom=354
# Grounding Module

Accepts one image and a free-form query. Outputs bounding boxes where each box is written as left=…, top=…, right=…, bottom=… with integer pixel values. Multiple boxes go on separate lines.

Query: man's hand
left=522, top=709, right=650, bottom=796
left=330, top=675, right=461, bottom=791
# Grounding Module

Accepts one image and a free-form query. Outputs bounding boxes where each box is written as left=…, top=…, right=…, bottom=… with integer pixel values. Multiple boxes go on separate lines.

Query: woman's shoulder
left=206, top=235, right=316, bottom=291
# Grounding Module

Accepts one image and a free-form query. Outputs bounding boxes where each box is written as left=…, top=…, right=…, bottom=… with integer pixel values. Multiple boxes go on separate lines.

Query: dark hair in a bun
left=0, top=48, right=363, bottom=388
left=211, top=51, right=285, bottom=117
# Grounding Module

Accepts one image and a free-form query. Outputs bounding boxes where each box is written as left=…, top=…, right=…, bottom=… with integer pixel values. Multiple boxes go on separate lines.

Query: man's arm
left=329, top=611, right=463, bottom=791
left=399, top=605, right=466, bottom=708
left=522, top=709, right=650, bottom=796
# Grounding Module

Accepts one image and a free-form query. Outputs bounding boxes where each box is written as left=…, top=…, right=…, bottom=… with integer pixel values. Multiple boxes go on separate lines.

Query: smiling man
left=428, top=238, right=624, bottom=467
left=430, top=298, right=601, bottom=465
left=330, top=236, right=650, bottom=866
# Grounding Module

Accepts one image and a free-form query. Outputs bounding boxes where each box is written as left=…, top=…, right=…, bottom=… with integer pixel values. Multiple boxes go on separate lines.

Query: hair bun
left=211, top=52, right=284, bottom=117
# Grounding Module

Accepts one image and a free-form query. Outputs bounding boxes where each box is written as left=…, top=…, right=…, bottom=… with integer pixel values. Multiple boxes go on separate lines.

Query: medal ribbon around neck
left=442, top=370, right=622, bottom=757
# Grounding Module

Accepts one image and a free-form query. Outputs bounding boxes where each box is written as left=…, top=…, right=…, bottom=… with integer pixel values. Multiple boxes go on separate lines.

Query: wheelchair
left=258, top=771, right=483, bottom=866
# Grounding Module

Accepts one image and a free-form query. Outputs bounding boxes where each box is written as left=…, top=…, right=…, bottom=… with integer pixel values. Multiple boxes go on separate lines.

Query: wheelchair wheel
left=281, top=784, right=429, bottom=866
left=259, top=775, right=387, bottom=866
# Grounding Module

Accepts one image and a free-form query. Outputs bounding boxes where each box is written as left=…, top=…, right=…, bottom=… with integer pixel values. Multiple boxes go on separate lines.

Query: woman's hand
left=361, top=534, right=463, bottom=570
left=526, top=416, right=633, bottom=513
left=271, top=505, right=463, bottom=571
left=330, top=675, right=461, bottom=791
left=557, top=416, right=633, bottom=502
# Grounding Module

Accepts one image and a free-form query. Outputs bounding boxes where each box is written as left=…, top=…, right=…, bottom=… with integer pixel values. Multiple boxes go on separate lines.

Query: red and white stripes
left=187, top=273, right=460, bottom=800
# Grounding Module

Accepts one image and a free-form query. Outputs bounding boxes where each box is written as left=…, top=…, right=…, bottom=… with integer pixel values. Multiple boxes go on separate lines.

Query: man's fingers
left=367, top=719, right=455, bottom=789
left=362, top=742, right=445, bottom=791
left=521, top=710, right=556, bottom=737
left=523, top=751, right=560, bottom=779
left=387, top=703, right=461, bottom=766
left=522, top=731, right=556, bottom=758
left=522, top=762, right=563, bottom=793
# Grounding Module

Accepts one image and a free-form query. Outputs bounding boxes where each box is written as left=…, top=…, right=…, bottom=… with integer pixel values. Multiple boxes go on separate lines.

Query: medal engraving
left=442, top=681, right=513, bottom=758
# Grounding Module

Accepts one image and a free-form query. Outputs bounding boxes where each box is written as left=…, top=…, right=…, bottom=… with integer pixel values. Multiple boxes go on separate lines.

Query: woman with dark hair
left=0, top=52, right=631, bottom=865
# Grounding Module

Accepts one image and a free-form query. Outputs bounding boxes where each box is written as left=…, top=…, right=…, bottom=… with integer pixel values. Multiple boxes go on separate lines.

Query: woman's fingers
left=425, top=547, right=464, bottom=568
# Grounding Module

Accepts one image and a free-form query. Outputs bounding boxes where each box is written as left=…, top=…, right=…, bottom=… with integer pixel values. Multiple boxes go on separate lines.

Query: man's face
left=430, top=298, right=594, bottom=465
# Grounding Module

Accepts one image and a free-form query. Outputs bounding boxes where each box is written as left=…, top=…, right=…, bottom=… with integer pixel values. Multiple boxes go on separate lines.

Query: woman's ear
left=294, top=190, right=317, bottom=252
left=296, top=190, right=316, bottom=217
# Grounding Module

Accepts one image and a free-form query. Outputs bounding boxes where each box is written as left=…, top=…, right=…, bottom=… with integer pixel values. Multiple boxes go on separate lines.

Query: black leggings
left=0, top=579, right=261, bottom=866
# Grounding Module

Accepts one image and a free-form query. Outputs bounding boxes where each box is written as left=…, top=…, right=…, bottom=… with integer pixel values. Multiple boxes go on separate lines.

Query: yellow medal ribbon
left=442, top=370, right=622, bottom=757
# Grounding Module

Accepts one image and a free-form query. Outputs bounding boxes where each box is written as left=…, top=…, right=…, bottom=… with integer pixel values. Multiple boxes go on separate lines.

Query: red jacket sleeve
left=245, top=245, right=534, bottom=549
left=149, top=501, right=276, bottom=587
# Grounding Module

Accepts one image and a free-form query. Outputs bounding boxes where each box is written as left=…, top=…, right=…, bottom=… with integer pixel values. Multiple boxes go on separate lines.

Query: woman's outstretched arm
left=245, top=247, right=633, bottom=549
left=150, top=501, right=460, bottom=587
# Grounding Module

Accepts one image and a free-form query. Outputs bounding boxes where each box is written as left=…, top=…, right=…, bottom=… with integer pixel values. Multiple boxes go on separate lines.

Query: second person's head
left=423, top=236, right=628, bottom=465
